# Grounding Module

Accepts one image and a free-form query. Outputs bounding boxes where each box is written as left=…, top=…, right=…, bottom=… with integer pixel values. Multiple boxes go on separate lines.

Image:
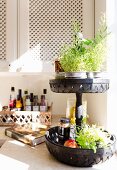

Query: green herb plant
left=59, top=14, right=109, bottom=72
left=75, top=124, right=111, bottom=153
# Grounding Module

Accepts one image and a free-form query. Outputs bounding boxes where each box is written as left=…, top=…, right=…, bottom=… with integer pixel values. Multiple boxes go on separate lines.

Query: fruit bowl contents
left=64, top=139, right=78, bottom=148
left=45, top=126, right=116, bottom=167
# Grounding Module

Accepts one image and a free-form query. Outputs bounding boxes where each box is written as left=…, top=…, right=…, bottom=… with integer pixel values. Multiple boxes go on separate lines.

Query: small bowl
left=45, top=126, right=116, bottom=167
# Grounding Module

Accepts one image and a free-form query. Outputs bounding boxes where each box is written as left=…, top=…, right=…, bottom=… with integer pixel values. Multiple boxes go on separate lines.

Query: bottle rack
left=0, top=106, right=52, bottom=127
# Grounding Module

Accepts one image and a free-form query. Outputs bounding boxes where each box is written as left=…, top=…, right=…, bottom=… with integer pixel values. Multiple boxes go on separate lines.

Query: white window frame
left=106, top=0, right=117, bottom=137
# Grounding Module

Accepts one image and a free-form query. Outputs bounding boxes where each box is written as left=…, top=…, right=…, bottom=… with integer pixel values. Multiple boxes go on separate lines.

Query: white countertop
left=0, top=115, right=117, bottom=170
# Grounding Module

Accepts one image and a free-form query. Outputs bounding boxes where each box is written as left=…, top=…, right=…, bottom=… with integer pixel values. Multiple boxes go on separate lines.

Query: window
left=106, top=0, right=117, bottom=137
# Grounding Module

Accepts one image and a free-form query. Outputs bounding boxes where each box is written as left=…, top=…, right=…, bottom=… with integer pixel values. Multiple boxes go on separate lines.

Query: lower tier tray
left=45, top=126, right=116, bottom=167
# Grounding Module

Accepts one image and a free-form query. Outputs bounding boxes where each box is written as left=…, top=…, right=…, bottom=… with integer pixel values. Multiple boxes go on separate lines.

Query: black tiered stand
left=45, top=77, right=116, bottom=167
left=49, top=78, right=109, bottom=126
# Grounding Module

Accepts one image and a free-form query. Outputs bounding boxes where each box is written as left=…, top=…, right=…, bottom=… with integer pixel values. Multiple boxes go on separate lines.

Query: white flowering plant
left=59, top=15, right=109, bottom=72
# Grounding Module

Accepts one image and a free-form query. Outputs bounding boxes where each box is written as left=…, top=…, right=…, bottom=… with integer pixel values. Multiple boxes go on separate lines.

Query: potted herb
left=59, top=15, right=109, bottom=78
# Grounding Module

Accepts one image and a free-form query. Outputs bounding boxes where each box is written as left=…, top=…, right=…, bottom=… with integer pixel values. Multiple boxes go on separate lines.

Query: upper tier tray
left=49, top=78, right=109, bottom=93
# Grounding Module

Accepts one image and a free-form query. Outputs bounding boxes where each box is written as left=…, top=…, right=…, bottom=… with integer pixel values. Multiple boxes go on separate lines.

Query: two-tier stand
left=45, top=77, right=116, bottom=167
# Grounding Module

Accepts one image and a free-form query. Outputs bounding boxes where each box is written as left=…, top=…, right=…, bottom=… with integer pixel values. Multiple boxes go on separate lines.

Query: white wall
left=0, top=74, right=75, bottom=114
left=94, top=0, right=106, bottom=33
left=86, top=0, right=108, bottom=127
left=87, top=93, right=107, bottom=127
left=0, top=75, right=46, bottom=109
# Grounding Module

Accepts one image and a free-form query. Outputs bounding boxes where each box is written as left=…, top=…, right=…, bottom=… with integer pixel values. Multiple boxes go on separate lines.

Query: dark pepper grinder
left=58, top=117, right=70, bottom=143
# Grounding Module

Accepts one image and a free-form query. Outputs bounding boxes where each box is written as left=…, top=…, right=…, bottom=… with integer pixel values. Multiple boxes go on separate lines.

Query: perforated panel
left=0, top=0, right=6, bottom=60
left=29, top=0, right=83, bottom=61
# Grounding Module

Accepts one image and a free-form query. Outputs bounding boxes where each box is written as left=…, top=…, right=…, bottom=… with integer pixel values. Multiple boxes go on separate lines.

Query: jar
left=58, top=117, right=70, bottom=143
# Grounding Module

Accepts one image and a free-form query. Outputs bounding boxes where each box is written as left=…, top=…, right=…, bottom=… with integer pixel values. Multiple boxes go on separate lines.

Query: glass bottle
left=43, top=89, right=48, bottom=110
left=23, top=90, right=28, bottom=111
left=16, top=95, right=22, bottom=111
left=33, top=95, right=39, bottom=111
left=25, top=95, right=31, bottom=111
left=30, top=93, right=34, bottom=111
left=40, top=95, right=47, bottom=112
left=58, top=117, right=70, bottom=143
left=9, top=87, right=16, bottom=110
left=18, top=89, right=24, bottom=111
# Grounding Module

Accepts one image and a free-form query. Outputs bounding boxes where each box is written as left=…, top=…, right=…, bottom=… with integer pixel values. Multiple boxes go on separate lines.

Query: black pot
left=45, top=126, right=116, bottom=167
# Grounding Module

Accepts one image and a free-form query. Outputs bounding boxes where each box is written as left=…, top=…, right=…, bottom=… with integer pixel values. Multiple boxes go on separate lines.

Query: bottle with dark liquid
left=58, top=117, right=70, bottom=144
left=30, top=93, right=34, bottom=111
left=40, top=95, right=47, bottom=112
left=33, top=95, right=39, bottom=111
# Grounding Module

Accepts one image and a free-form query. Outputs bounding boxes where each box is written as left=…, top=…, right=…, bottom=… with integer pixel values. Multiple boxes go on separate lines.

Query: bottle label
left=25, top=105, right=31, bottom=111
left=16, top=108, right=21, bottom=111
left=77, top=105, right=83, bottom=118
left=9, top=99, right=16, bottom=109
left=33, top=106, right=39, bottom=111
left=70, top=125, right=76, bottom=139
left=40, top=106, right=47, bottom=112
left=9, top=100, right=14, bottom=108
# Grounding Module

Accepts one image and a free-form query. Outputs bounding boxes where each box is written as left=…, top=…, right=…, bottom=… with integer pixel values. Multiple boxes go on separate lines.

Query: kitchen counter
left=0, top=115, right=117, bottom=170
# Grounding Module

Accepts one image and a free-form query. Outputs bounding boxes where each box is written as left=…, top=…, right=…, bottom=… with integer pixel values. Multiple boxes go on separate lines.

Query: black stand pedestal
left=75, top=93, right=83, bottom=126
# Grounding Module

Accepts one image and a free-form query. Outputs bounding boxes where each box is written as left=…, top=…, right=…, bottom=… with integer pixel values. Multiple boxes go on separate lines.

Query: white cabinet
left=0, top=0, right=18, bottom=71
left=0, top=0, right=94, bottom=72
left=17, top=0, right=94, bottom=72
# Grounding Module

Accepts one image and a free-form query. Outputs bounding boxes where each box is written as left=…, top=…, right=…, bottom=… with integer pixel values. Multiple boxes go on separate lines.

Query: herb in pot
left=59, top=14, right=110, bottom=72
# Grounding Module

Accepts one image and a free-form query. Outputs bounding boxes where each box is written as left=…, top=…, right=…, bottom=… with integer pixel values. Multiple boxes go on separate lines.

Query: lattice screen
left=0, top=0, right=6, bottom=60
left=29, top=0, right=83, bottom=61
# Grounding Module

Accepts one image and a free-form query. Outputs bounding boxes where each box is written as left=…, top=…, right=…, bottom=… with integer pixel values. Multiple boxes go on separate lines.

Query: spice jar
left=58, top=117, right=70, bottom=143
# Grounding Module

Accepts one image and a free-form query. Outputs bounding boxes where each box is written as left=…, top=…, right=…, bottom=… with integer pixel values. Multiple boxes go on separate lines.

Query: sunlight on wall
left=9, top=44, right=43, bottom=72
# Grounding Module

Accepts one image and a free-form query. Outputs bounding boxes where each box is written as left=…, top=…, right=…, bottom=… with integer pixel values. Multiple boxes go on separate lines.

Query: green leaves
left=76, top=125, right=111, bottom=153
left=59, top=14, right=109, bottom=72
left=60, top=45, right=86, bottom=72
